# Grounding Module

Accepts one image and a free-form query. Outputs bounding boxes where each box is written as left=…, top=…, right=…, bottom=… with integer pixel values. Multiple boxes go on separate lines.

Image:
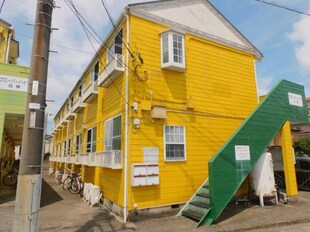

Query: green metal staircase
left=178, top=80, right=308, bottom=227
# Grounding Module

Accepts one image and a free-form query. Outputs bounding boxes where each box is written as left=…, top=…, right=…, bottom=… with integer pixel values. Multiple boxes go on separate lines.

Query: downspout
left=5, top=27, right=13, bottom=64
left=253, top=60, right=259, bottom=104
left=124, top=9, right=130, bottom=223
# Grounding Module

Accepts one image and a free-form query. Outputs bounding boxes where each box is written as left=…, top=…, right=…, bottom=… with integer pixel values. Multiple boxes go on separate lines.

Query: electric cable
left=64, top=0, right=129, bottom=105
left=254, top=0, right=310, bottom=17
left=0, top=0, right=5, bottom=13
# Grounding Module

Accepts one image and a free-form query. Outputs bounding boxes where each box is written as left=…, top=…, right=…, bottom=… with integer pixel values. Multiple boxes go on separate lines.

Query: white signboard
left=0, top=74, right=28, bottom=92
left=235, top=145, right=251, bottom=161
left=288, top=92, right=303, bottom=107
left=142, top=147, right=159, bottom=163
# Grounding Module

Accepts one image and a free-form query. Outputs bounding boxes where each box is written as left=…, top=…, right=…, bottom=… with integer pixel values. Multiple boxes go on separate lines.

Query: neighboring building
left=50, top=0, right=268, bottom=219
left=44, top=134, right=53, bottom=158
left=0, top=18, right=29, bottom=175
left=0, top=18, right=19, bottom=64
left=307, top=97, right=310, bottom=122
left=0, top=64, right=29, bottom=159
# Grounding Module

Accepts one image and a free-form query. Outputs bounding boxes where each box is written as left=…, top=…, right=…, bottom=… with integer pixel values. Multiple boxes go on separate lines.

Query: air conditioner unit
left=83, top=183, right=92, bottom=202
left=90, top=185, right=101, bottom=206
left=151, top=106, right=167, bottom=119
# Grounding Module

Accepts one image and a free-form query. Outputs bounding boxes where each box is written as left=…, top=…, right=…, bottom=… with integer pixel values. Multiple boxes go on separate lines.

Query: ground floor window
left=164, top=125, right=186, bottom=161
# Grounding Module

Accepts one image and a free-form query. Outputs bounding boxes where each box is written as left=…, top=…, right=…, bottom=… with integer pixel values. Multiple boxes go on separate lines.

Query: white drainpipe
left=124, top=10, right=130, bottom=223
left=5, top=27, right=13, bottom=63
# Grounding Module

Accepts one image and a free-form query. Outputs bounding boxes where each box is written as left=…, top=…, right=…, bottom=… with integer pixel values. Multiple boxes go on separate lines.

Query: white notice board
left=235, top=145, right=251, bottom=161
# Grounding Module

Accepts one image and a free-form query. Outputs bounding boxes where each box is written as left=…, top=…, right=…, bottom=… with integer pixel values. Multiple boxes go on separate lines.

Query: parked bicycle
left=69, top=173, right=84, bottom=196
left=55, top=170, right=63, bottom=185
left=2, top=166, right=18, bottom=187
left=62, top=169, right=76, bottom=190
left=2, top=159, right=20, bottom=187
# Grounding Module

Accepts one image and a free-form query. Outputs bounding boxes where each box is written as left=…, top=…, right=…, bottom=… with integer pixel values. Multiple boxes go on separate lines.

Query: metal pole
left=12, top=1, right=53, bottom=231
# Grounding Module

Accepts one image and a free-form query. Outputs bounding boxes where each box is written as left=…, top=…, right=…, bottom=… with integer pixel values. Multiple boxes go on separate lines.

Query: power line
left=100, top=0, right=135, bottom=58
left=64, top=0, right=129, bottom=104
left=65, top=0, right=143, bottom=85
left=0, top=0, right=5, bottom=13
left=15, top=31, right=95, bottom=54
left=254, top=0, right=310, bottom=17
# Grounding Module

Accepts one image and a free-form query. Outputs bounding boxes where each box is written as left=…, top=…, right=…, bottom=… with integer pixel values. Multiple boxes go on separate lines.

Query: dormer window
left=161, top=31, right=185, bottom=72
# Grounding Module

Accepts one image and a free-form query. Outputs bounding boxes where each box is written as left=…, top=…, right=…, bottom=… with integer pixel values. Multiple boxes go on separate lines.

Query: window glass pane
left=104, top=120, right=113, bottom=151
left=107, top=41, right=115, bottom=62
left=115, top=29, right=123, bottom=55
left=162, top=34, right=169, bottom=63
left=165, top=126, right=185, bottom=160
left=113, top=116, right=121, bottom=136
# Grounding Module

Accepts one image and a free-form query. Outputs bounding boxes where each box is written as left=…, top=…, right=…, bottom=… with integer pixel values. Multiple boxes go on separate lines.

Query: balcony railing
left=79, top=153, right=89, bottom=165
left=102, top=150, right=122, bottom=169
left=98, top=54, right=124, bottom=87
left=72, top=97, right=84, bottom=113
left=49, top=150, right=122, bottom=169
left=82, top=80, right=98, bottom=103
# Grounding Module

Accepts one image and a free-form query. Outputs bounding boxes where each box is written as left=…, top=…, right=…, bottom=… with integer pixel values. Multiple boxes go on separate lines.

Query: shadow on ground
left=0, top=185, right=16, bottom=204
left=41, top=178, right=63, bottom=208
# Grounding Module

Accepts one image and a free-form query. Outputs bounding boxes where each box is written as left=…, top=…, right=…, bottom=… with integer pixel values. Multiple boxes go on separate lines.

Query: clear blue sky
left=1, top=0, right=310, bottom=133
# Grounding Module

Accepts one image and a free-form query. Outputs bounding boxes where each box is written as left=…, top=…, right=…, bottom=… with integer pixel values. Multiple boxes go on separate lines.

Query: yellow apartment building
left=0, top=18, right=19, bottom=64
left=50, top=0, right=266, bottom=220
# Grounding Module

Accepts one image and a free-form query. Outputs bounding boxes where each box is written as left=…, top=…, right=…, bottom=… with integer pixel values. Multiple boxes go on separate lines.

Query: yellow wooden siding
left=281, top=121, right=298, bottom=196
left=127, top=15, right=258, bottom=210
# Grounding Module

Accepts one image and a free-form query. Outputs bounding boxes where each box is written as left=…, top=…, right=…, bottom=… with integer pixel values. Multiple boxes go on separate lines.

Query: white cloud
left=288, top=16, right=310, bottom=71
left=257, top=76, right=274, bottom=96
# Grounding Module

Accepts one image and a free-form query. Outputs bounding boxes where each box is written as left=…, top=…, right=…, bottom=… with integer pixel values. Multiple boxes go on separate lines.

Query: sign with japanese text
left=235, top=145, right=251, bottom=161
left=0, top=74, right=29, bottom=92
left=288, top=92, right=303, bottom=107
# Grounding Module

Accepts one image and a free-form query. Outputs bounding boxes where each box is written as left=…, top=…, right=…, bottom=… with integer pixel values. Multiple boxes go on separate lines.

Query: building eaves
left=128, top=0, right=263, bottom=60
left=0, top=18, right=12, bottom=28
left=53, top=10, right=127, bottom=120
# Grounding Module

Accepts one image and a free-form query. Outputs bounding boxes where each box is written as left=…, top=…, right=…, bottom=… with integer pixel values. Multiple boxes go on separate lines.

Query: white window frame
left=164, top=125, right=186, bottom=161
left=63, top=141, right=67, bottom=156
left=76, top=133, right=82, bottom=155
left=91, top=61, right=99, bottom=82
left=68, top=138, right=73, bottom=155
left=86, top=127, right=97, bottom=153
left=161, top=31, right=185, bottom=72
left=107, top=28, right=123, bottom=63
left=104, top=114, right=122, bottom=152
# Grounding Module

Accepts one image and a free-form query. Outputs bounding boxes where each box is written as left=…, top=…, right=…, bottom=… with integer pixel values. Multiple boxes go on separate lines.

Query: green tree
left=293, top=137, right=310, bottom=157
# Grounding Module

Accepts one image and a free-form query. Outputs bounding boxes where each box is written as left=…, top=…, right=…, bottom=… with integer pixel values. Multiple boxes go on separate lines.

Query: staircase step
left=202, top=184, right=209, bottom=189
left=182, top=209, right=204, bottom=221
left=190, top=201, right=209, bottom=209
left=197, top=193, right=210, bottom=198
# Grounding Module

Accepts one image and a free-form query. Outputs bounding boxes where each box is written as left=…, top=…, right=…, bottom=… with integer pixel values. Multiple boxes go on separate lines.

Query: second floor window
left=91, top=61, right=99, bottom=82
left=68, top=138, right=73, bottom=155
left=76, top=133, right=82, bottom=155
left=104, top=115, right=121, bottom=151
left=87, top=127, right=97, bottom=153
left=107, top=28, right=123, bottom=63
left=161, top=31, right=185, bottom=72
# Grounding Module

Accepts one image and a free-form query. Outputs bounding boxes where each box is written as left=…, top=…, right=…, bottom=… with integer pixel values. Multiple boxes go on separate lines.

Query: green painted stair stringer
left=179, top=80, right=308, bottom=227
left=201, top=80, right=308, bottom=226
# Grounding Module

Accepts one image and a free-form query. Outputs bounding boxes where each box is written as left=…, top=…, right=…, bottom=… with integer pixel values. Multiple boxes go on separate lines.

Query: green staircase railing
left=178, top=80, right=308, bottom=227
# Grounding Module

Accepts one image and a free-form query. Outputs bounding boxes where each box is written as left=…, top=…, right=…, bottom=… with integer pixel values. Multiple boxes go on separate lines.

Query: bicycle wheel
left=69, top=179, right=80, bottom=194
left=3, top=172, right=17, bottom=187
left=62, top=176, right=72, bottom=190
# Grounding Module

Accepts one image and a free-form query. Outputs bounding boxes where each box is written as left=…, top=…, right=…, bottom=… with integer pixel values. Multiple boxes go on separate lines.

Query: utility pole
left=12, top=1, right=54, bottom=231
